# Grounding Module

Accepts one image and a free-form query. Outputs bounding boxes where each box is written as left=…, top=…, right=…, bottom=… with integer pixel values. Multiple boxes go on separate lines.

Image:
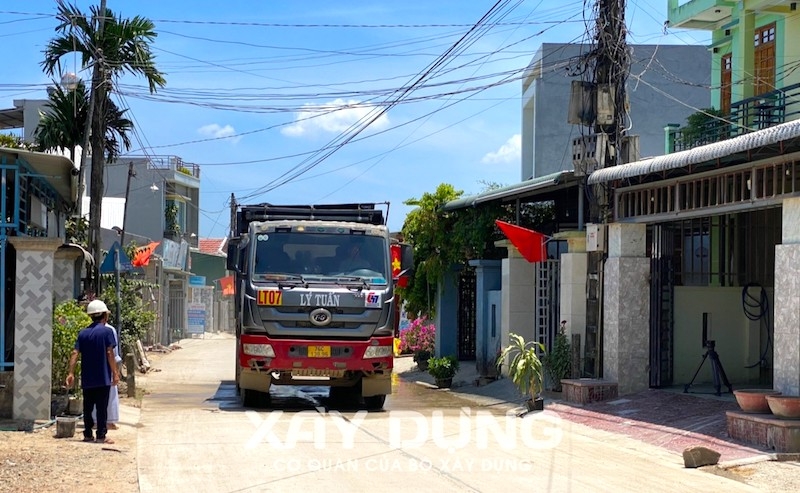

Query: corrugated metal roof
left=588, top=119, right=800, bottom=184
left=442, top=171, right=574, bottom=211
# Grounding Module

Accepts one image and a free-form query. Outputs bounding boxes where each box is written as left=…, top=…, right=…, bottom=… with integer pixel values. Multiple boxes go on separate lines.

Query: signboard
left=162, top=239, right=190, bottom=270
left=187, top=303, right=206, bottom=335
left=189, top=275, right=206, bottom=286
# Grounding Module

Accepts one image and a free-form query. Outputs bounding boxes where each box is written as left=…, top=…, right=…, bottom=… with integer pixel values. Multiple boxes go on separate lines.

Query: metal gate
left=168, top=279, right=186, bottom=341
left=584, top=251, right=603, bottom=378
left=649, top=225, right=675, bottom=387
left=535, top=259, right=560, bottom=353
left=457, top=268, right=476, bottom=360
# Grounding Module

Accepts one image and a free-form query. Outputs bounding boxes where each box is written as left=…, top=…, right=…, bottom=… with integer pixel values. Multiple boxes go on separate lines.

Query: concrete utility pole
left=586, top=0, right=630, bottom=378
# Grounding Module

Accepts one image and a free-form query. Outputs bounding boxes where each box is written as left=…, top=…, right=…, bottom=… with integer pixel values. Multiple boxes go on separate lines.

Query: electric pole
left=87, top=0, right=108, bottom=295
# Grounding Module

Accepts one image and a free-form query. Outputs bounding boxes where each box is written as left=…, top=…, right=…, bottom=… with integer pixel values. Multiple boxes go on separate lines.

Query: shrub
left=544, top=325, right=571, bottom=391
left=427, top=355, right=459, bottom=380
left=52, top=300, right=91, bottom=394
left=398, top=317, right=435, bottom=355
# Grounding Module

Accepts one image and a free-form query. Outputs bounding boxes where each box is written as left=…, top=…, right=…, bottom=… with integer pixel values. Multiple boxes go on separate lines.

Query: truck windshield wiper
left=255, top=273, right=308, bottom=289
left=333, top=276, right=370, bottom=290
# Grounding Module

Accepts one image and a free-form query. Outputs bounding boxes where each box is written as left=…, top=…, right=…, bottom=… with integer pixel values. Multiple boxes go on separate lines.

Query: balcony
left=667, top=0, right=734, bottom=30
left=146, top=155, right=201, bottom=181
left=667, top=82, right=800, bottom=153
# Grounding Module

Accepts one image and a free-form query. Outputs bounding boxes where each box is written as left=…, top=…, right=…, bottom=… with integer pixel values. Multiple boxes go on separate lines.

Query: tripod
left=684, top=340, right=733, bottom=396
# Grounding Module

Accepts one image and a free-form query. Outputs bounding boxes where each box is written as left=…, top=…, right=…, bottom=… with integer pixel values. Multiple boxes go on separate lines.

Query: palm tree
left=41, top=0, right=166, bottom=293
left=35, top=80, right=134, bottom=194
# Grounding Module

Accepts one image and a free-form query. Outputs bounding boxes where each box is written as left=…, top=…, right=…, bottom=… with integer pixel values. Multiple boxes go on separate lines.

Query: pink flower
left=399, top=317, right=436, bottom=354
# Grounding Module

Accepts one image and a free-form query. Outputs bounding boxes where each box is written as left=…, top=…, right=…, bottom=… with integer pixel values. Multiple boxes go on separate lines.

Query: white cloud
left=198, top=123, right=241, bottom=144
left=482, top=134, right=521, bottom=165
left=282, top=98, right=390, bottom=137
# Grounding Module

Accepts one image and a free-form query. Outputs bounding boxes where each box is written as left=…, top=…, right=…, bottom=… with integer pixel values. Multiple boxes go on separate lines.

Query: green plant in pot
left=543, top=322, right=571, bottom=392
left=427, top=355, right=459, bottom=388
left=52, top=300, right=91, bottom=415
left=498, top=333, right=545, bottom=411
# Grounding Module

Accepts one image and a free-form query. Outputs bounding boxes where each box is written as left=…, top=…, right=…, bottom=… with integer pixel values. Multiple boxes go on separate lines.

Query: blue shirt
left=74, top=322, right=117, bottom=389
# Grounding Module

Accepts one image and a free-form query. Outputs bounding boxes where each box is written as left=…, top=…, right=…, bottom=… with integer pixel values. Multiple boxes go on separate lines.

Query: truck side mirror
left=399, top=243, right=414, bottom=276
left=226, top=238, right=240, bottom=272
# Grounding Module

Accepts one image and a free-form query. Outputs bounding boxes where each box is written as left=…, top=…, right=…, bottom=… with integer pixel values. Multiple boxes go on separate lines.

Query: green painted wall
left=191, top=252, right=228, bottom=287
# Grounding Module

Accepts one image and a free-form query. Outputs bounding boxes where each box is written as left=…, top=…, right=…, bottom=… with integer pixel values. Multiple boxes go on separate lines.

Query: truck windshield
left=253, top=232, right=389, bottom=282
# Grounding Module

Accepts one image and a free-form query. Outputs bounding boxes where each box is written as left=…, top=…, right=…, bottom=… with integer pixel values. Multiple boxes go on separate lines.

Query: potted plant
left=498, top=333, right=545, bottom=411
left=427, top=355, right=459, bottom=388
left=52, top=300, right=90, bottom=416
left=543, top=322, right=571, bottom=392
left=398, top=317, right=436, bottom=371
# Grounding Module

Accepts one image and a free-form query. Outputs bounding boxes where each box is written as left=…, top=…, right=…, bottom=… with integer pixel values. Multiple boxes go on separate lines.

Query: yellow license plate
left=307, top=346, right=331, bottom=358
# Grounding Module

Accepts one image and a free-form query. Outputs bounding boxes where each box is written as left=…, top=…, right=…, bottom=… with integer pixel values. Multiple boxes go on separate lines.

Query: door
left=457, top=268, right=476, bottom=360
left=649, top=225, right=675, bottom=387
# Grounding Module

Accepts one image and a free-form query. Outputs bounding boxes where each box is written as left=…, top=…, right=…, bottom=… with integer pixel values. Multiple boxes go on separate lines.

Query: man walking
left=66, top=299, right=120, bottom=443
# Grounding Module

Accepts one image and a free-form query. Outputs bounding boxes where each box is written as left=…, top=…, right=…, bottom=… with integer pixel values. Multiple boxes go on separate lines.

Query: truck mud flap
left=239, top=369, right=272, bottom=392
left=362, top=373, right=391, bottom=397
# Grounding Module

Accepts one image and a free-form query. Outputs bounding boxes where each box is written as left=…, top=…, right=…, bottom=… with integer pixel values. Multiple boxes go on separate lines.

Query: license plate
left=308, top=346, right=331, bottom=358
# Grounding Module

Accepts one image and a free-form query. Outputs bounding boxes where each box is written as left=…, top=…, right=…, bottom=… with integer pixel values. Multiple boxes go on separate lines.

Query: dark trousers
left=83, top=386, right=111, bottom=440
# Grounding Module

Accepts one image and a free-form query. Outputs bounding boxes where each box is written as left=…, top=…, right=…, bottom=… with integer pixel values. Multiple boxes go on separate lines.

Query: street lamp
left=60, top=72, right=80, bottom=91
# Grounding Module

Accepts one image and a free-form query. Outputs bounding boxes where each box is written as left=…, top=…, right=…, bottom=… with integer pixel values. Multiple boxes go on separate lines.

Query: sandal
left=107, top=423, right=118, bottom=430
left=82, top=436, right=95, bottom=442
left=97, top=438, right=115, bottom=444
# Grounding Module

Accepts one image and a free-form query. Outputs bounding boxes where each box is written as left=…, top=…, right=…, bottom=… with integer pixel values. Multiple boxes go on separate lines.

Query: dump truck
left=227, top=200, right=412, bottom=409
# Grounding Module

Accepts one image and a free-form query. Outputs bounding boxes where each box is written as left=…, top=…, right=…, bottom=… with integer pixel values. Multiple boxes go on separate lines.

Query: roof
left=0, top=106, right=24, bottom=130
left=0, top=147, right=76, bottom=205
left=588, top=119, right=800, bottom=185
left=442, top=171, right=576, bottom=211
left=197, top=237, right=227, bottom=256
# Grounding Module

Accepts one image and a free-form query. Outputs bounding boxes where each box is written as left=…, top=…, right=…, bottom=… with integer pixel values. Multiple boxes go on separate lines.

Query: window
left=721, top=54, right=732, bottom=114
left=754, top=23, right=776, bottom=96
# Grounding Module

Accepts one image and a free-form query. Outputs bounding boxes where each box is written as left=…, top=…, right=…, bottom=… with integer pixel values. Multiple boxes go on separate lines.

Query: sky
left=0, top=1, right=710, bottom=238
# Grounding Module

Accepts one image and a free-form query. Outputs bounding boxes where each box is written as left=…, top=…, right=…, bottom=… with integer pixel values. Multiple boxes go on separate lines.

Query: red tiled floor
left=548, top=389, right=766, bottom=461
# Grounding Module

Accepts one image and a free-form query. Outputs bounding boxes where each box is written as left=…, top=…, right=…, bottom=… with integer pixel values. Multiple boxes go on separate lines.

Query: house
left=440, top=43, right=712, bottom=380
left=189, top=237, right=234, bottom=334
left=579, top=0, right=800, bottom=396
left=0, top=147, right=83, bottom=421
left=99, top=155, right=201, bottom=343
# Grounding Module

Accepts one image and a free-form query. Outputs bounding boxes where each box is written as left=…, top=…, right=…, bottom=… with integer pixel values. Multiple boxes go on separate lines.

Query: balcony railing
left=667, top=82, right=800, bottom=153
left=146, top=155, right=201, bottom=179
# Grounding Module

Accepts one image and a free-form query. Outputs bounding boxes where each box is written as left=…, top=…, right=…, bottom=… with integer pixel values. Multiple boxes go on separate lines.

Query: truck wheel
left=241, top=388, right=271, bottom=408
left=329, top=385, right=359, bottom=407
left=363, top=395, right=386, bottom=410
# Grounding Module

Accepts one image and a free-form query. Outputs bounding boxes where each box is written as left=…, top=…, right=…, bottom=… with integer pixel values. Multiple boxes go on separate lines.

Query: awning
left=442, top=171, right=575, bottom=211
left=588, top=119, right=800, bottom=185
left=0, top=147, right=76, bottom=205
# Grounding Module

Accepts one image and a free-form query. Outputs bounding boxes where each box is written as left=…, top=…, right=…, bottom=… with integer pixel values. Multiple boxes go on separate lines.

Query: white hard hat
left=86, top=299, right=110, bottom=315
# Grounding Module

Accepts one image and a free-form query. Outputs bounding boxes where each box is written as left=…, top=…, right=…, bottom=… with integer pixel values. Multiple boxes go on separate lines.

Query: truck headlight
left=243, top=343, right=275, bottom=357
left=363, top=346, right=392, bottom=358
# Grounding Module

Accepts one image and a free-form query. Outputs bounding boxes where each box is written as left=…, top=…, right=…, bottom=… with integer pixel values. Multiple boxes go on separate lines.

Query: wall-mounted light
left=150, top=183, right=159, bottom=192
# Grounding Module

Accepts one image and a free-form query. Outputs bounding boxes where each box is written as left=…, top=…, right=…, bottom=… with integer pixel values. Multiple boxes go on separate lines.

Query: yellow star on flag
left=392, top=256, right=401, bottom=272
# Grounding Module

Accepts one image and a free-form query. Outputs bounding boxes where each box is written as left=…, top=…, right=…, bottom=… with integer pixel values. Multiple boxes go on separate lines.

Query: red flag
left=390, top=244, right=402, bottom=278
left=132, top=241, right=160, bottom=267
left=495, top=220, right=547, bottom=263
left=218, top=275, right=235, bottom=296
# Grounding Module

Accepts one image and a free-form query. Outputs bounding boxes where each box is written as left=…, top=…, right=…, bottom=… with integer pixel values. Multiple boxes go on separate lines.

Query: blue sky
left=1, top=1, right=710, bottom=237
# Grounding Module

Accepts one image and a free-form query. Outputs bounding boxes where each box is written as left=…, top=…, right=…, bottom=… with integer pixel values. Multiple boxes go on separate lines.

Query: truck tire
left=363, top=394, right=386, bottom=410
left=241, top=388, right=271, bottom=408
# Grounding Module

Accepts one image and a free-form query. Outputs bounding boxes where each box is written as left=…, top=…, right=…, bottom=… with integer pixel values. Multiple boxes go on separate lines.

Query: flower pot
left=435, top=377, right=453, bottom=388
left=526, top=397, right=544, bottom=412
left=733, top=389, right=781, bottom=414
left=765, top=395, right=800, bottom=419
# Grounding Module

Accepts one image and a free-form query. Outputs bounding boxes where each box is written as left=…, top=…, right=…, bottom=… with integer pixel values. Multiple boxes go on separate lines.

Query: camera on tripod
left=684, top=312, right=733, bottom=396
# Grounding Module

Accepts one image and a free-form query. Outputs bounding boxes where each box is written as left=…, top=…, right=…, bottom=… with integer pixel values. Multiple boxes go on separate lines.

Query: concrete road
left=137, top=337, right=759, bottom=492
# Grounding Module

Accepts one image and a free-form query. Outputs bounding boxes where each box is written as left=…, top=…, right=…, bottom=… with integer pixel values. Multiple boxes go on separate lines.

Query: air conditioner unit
left=621, top=135, right=640, bottom=164
left=572, top=133, right=608, bottom=176
left=596, top=84, right=615, bottom=126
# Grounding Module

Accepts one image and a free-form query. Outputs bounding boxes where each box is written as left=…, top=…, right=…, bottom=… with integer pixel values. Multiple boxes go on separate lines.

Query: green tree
left=400, top=182, right=556, bottom=319
left=42, top=0, right=166, bottom=294
left=35, top=80, right=133, bottom=165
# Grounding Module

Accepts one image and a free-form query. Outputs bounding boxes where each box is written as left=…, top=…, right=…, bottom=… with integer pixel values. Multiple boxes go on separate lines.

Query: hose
left=742, top=282, right=772, bottom=369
